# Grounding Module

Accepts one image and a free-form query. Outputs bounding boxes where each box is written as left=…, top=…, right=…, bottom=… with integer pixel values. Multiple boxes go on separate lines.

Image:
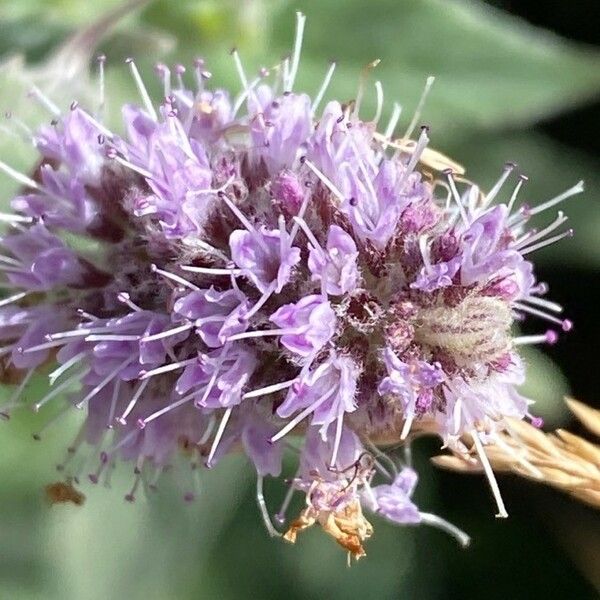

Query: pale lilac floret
left=34, top=107, right=106, bottom=183
left=378, top=349, right=445, bottom=433
left=277, top=354, right=360, bottom=439
left=269, top=295, right=336, bottom=357
left=229, top=226, right=301, bottom=293
left=173, top=287, right=250, bottom=347
left=1, top=224, right=88, bottom=290
left=411, top=257, right=461, bottom=292
left=250, top=88, right=312, bottom=175
left=459, top=205, right=521, bottom=286
left=308, top=225, right=360, bottom=295
left=363, top=468, right=421, bottom=524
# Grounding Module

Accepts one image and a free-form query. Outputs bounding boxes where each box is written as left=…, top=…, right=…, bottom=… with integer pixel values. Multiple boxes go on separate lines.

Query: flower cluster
left=0, top=13, right=582, bottom=559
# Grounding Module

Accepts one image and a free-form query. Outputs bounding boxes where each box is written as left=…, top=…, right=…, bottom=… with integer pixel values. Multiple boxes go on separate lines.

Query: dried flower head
left=0, top=12, right=585, bottom=559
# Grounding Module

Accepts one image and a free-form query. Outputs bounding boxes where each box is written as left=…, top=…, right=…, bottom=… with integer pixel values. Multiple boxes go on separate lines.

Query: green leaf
left=267, top=0, right=600, bottom=137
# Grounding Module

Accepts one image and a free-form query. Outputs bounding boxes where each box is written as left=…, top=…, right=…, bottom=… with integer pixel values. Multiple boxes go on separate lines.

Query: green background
left=0, top=1, right=598, bottom=598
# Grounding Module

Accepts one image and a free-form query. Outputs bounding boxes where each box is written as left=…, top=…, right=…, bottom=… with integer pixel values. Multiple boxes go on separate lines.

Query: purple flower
left=229, top=226, right=301, bottom=293
left=250, top=88, right=312, bottom=175
left=378, top=349, right=445, bottom=435
left=459, top=206, right=521, bottom=286
left=0, top=13, right=578, bottom=553
left=269, top=295, right=336, bottom=357
left=1, top=224, right=88, bottom=290
left=277, top=354, right=360, bottom=439
left=308, top=225, right=360, bottom=295
left=173, top=287, right=250, bottom=348
left=363, top=468, right=421, bottom=524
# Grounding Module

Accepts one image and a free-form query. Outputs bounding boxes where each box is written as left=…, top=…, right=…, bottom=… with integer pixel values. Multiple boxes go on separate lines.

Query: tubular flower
left=0, top=13, right=582, bottom=558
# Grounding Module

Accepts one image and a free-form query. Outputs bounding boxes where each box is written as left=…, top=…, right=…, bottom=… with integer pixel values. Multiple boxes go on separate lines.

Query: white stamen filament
left=243, top=378, right=297, bottom=400
left=117, top=379, right=150, bottom=424
left=180, top=265, right=242, bottom=276
left=256, top=475, right=281, bottom=537
left=513, top=211, right=567, bottom=249
left=270, top=388, right=336, bottom=443
left=522, top=295, right=562, bottom=313
left=126, top=59, right=158, bottom=121
left=507, top=177, right=526, bottom=214
left=85, top=334, right=141, bottom=342
left=512, top=301, right=570, bottom=329
left=141, top=321, right=193, bottom=343
left=75, top=358, right=131, bottom=409
left=3, top=367, right=34, bottom=410
left=302, top=159, right=345, bottom=203
left=226, top=327, right=304, bottom=343
left=34, top=368, right=89, bottom=412
left=403, top=76, right=435, bottom=140
left=372, top=81, right=384, bottom=124
left=520, top=229, right=573, bottom=255
left=312, top=61, right=336, bottom=115
left=472, top=430, right=508, bottom=518
left=151, top=264, right=200, bottom=291
left=292, top=216, right=326, bottom=257
left=528, top=180, right=584, bottom=216
left=445, top=171, right=470, bottom=225
left=28, top=85, right=61, bottom=116
left=206, top=407, right=233, bottom=468
left=513, top=332, right=555, bottom=346
left=329, top=413, right=345, bottom=468
left=140, top=358, right=197, bottom=380
left=419, top=512, right=471, bottom=548
left=483, top=163, right=515, bottom=207
left=141, top=390, right=197, bottom=426
left=285, top=12, right=306, bottom=92
left=0, top=290, right=29, bottom=308
left=49, top=351, right=86, bottom=385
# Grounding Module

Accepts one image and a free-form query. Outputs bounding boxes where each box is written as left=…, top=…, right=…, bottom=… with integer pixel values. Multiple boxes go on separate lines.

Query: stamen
left=1, top=367, right=34, bottom=412
left=400, top=412, right=415, bottom=440
left=0, top=290, right=29, bottom=308
left=151, top=264, right=199, bottom=291
left=180, top=265, right=243, bottom=276
left=205, top=407, right=233, bottom=468
left=75, top=358, right=131, bottom=409
left=472, top=430, right=508, bottom=518
left=270, top=388, right=336, bottom=443
left=231, top=49, right=251, bottom=96
left=396, top=126, right=430, bottom=193
left=107, top=379, right=121, bottom=428
left=28, top=85, right=61, bottom=117
left=301, top=158, right=345, bottom=203
left=48, top=351, right=86, bottom=385
left=0, top=211, right=32, bottom=225
left=285, top=12, right=306, bottom=92
left=507, top=174, right=527, bottom=214
left=226, top=327, right=303, bottom=343
left=329, top=413, right=345, bottom=468
left=513, top=211, right=568, bottom=249
left=198, top=414, right=216, bottom=445
left=383, top=102, right=402, bottom=144
left=139, top=390, right=196, bottom=428
left=107, top=149, right=154, bottom=179
left=274, top=476, right=297, bottom=524
left=312, top=61, right=336, bottom=115
left=522, top=295, right=562, bottom=314
left=513, top=330, right=557, bottom=346
left=419, top=512, right=471, bottom=548
left=403, top=76, right=435, bottom=140
left=117, top=292, right=142, bottom=312
left=372, top=81, right=384, bottom=124
left=34, top=368, right=89, bottom=412
left=444, top=169, right=470, bottom=225
left=243, top=378, right=297, bottom=400
left=85, top=334, right=141, bottom=342
left=528, top=180, right=584, bottom=216
left=292, top=216, right=326, bottom=257
left=519, top=229, right=573, bottom=255
left=96, top=55, right=106, bottom=118
left=125, top=58, right=158, bottom=121
left=140, top=357, right=197, bottom=380
left=141, top=321, right=193, bottom=343
left=512, top=302, right=572, bottom=331
left=116, top=379, right=150, bottom=425
left=483, top=162, right=516, bottom=207
left=256, top=475, right=281, bottom=537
